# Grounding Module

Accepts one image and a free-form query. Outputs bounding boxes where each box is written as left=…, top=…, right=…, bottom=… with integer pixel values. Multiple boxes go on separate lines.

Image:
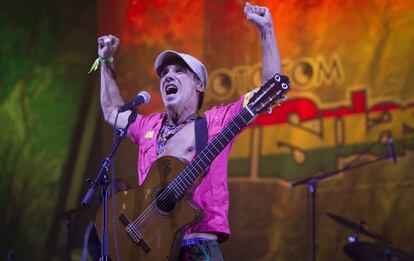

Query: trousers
left=178, top=239, right=224, bottom=261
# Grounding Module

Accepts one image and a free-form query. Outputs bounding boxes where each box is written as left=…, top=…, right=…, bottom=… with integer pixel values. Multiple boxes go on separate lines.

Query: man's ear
left=196, top=80, right=205, bottom=92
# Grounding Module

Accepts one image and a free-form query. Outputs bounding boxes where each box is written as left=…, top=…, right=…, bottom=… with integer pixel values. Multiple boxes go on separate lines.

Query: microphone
left=118, top=91, right=151, bottom=112
left=387, top=136, right=397, bottom=164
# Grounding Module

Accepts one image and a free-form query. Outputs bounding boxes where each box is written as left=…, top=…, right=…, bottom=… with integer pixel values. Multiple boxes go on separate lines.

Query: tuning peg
left=281, top=95, right=288, bottom=101
left=275, top=102, right=281, bottom=107
left=267, top=108, right=273, bottom=114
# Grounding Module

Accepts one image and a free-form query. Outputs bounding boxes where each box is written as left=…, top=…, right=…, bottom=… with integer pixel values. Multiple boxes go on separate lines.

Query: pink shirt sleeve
left=128, top=114, right=144, bottom=144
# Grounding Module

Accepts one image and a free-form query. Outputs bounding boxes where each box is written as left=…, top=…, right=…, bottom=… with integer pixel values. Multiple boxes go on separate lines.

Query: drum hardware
left=326, top=212, right=391, bottom=244
left=291, top=135, right=397, bottom=261
left=325, top=212, right=414, bottom=260
left=343, top=242, right=414, bottom=261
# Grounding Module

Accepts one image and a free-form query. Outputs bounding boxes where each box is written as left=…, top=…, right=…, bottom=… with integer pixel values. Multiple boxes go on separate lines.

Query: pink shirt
left=128, top=95, right=247, bottom=243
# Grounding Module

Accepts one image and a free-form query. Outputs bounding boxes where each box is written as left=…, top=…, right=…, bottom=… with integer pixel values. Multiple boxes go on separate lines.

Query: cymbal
left=326, top=212, right=391, bottom=244
left=344, top=242, right=414, bottom=261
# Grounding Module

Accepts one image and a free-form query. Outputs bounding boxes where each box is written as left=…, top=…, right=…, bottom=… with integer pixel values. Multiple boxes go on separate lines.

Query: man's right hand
left=244, top=2, right=273, bottom=32
left=98, top=35, right=120, bottom=59
left=98, top=34, right=130, bottom=129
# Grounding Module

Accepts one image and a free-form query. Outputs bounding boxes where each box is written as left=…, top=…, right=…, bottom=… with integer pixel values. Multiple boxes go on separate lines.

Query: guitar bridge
left=119, top=213, right=151, bottom=254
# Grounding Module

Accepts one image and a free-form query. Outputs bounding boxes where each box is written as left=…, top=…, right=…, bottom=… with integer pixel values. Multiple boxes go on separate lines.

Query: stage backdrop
left=97, top=0, right=414, bottom=260
left=1, top=0, right=414, bottom=260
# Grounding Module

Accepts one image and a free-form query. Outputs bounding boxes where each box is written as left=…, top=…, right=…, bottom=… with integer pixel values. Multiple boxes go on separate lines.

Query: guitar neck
left=169, top=106, right=254, bottom=198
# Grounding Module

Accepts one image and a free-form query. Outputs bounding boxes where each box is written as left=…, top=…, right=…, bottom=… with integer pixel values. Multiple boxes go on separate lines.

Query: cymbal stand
left=291, top=150, right=395, bottom=261
left=57, top=209, right=75, bottom=261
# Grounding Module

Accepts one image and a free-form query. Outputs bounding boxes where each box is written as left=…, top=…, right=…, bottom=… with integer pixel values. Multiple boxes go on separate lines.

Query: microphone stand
left=81, top=110, right=137, bottom=261
left=291, top=151, right=394, bottom=261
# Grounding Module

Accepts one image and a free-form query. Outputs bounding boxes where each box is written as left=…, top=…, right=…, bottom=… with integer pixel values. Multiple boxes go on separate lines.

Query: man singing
left=97, top=2, right=281, bottom=260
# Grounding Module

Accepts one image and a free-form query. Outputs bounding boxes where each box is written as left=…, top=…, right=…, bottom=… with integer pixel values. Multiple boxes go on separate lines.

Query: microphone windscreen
left=138, top=91, right=151, bottom=104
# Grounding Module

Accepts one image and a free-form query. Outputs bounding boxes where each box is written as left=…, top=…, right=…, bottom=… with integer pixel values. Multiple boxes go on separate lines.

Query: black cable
left=111, top=112, right=121, bottom=261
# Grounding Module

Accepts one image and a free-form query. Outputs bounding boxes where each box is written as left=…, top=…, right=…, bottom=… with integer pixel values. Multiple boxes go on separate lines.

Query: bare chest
left=158, top=122, right=196, bottom=163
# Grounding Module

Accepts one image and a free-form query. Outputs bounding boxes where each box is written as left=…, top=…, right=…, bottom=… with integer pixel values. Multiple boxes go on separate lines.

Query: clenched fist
left=244, top=2, right=273, bottom=31
left=97, top=35, right=120, bottom=59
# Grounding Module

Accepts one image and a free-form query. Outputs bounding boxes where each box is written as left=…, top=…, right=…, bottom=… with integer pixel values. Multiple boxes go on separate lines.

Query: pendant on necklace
left=156, top=115, right=196, bottom=155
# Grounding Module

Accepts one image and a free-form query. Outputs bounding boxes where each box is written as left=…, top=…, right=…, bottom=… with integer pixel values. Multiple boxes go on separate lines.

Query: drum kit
left=326, top=212, right=414, bottom=261
left=291, top=135, right=414, bottom=260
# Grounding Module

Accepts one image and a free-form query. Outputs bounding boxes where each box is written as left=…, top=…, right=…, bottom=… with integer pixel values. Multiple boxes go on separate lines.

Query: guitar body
left=96, top=156, right=203, bottom=261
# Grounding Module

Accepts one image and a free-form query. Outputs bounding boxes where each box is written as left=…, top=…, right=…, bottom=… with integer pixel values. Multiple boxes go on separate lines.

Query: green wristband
left=88, top=57, right=113, bottom=74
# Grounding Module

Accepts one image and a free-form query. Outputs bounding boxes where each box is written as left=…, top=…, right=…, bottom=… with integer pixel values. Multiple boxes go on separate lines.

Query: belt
left=183, top=232, right=218, bottom=240
left=181, top=238, right=218, bottom=247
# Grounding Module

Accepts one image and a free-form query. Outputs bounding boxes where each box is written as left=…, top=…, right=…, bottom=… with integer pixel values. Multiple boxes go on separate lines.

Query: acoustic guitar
left=96, top=73, right=290, bottom=260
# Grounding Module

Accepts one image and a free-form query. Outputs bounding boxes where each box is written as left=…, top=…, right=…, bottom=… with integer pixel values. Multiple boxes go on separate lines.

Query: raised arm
left=244, top=2, right=282, bottom=82
left=98, top=35, right=131, bottom=128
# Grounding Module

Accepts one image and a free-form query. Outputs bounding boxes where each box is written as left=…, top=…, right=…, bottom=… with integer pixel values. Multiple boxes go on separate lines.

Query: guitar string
left=128, top=109, right=252, bottom=232
left=129, top=125, right=245, bottom=236
left=131, top=117, right=247, bottom=234
left=127, top=82, right=288, bottom=234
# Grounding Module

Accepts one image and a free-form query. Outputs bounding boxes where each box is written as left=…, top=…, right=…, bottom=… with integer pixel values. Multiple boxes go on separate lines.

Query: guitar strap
left=195, top=116, right=209, bottom=175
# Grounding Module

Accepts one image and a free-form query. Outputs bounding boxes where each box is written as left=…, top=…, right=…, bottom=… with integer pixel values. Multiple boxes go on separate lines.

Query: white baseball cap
left=154, top=50, right=208, bottom=88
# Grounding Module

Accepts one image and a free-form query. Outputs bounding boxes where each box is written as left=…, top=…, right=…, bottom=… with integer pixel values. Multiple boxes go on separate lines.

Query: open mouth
left=165, top=85, right=178, bottom=95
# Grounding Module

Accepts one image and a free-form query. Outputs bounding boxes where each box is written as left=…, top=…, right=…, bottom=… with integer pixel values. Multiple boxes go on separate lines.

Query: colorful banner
left=1, top=0, right=413, bottom=260
left=99, top=0, right=414, bottom=260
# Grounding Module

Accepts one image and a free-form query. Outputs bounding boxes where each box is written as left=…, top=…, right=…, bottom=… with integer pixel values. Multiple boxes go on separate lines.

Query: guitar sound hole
left=156, top=187, right=176, bottom=213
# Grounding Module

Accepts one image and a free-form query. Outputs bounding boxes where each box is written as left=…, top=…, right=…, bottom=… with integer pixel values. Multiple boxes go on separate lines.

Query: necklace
left=156, top=113, right=197, bottom=155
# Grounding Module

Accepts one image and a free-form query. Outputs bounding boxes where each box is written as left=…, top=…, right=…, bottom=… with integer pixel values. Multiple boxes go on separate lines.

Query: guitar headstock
left=248, top=73, right=290, bottom=115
